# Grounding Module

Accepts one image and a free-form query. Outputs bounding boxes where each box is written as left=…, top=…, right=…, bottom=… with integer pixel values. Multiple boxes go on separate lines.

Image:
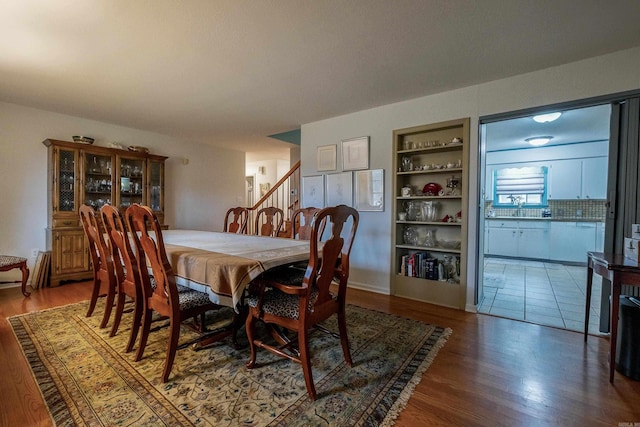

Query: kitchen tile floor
left=478, top=257, right=605, bottom=335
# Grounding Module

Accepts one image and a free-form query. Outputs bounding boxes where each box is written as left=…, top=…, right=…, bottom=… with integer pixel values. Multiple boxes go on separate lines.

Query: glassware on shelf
left=421, top=201, right=438, bottom=222
left=403, top=226, right=418, bottom=246
left=404, top=201, right=421, bottom=221
left=401, top=156, right=413, bottom=172
left=424, top=229, right=436, bottom=247
left=447, top=175, right=460, bottom=196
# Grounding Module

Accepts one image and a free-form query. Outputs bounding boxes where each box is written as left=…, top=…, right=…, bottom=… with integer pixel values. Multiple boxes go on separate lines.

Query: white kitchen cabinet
left=486, top=220, right=549, bottom=259
left=581, top=157, right=608, bottom=199
left=549, top=157, right=607, bottom=200
left=518, top=227, right=550, bottom=259
left=550, top=222, right=597, bottom=262
left=549, top=159, right=581, bottom=199
left=487, top=227, right=518, bottom=257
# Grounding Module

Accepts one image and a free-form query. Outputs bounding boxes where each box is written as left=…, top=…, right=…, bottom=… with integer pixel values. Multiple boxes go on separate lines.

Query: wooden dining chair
left=126, top=204, right=222, bottom=382
left=245, top=204, right=359, bottom=400
left=291, top=207, right=323, bottom=240
left=100, top=204, right=144, bottom=351
left=254, top=206, right=284, bottom=237
left=223, top=207, right=248, bottom=234
left=79, top=204, right=117, bottom=329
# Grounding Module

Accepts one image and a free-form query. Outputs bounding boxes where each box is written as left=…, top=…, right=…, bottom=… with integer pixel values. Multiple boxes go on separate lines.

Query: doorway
left=476, top=104, right=611, bottom=333
left=245, top=175, right=256, bottom=207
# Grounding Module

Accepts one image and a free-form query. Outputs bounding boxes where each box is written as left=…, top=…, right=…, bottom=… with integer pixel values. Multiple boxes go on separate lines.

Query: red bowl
left=423, top=182, right=442, bottom=195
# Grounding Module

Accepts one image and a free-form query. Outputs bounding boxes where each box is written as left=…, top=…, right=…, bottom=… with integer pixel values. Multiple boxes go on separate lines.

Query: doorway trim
left=475, top=89, right=640, bottom=309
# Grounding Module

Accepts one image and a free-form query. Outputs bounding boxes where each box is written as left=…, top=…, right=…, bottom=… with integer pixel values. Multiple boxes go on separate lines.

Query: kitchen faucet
left=508, top=195, right=524, bottom=217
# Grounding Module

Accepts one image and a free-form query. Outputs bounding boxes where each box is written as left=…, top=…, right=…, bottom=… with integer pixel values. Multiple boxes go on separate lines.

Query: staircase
left=246, top=161, right=300, bottom=236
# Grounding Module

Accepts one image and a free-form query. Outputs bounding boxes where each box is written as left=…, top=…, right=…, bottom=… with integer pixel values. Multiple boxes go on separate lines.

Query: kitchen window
left=493, top=166, right=548, bottom=207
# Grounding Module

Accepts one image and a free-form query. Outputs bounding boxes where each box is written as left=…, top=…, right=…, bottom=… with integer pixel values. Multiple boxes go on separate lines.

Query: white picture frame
left=301, top=175, right=325, bottom=208
left=317, top=144, right=337, bottom=171
left=355, top=169, right=384, bottom=211
left=325, top=172, right=353, bottom=207
left=342, top=136, right=369, bottom=171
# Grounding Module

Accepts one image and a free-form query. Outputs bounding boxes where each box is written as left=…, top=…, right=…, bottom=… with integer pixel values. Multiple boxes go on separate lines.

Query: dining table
left=159, top=229, right=314, bottom=312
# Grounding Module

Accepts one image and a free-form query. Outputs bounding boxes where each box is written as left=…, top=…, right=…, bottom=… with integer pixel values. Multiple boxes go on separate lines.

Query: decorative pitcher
left=404, top=201, right=421, bottom=221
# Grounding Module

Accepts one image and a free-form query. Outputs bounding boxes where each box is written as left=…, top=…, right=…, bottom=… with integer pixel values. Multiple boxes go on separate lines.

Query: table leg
left=584, top=263, right=593, bottom=342
left=21, top=261, right=30, bottom=297
left=610, top=278, right=621, bottom=383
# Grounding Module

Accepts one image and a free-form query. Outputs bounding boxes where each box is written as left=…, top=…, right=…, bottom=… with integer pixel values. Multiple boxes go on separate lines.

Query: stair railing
left=246, top=161, right=300, bottom=235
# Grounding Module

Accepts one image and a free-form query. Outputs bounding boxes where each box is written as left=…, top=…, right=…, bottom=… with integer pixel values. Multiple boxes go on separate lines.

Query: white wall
left=0, top=101, right=245, bottom=285
left=301, top=46, right=640, bottom=310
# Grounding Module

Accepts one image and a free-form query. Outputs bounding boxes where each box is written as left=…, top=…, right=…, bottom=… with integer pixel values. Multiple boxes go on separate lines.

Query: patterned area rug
left=9, top=300, right=450, bottom=426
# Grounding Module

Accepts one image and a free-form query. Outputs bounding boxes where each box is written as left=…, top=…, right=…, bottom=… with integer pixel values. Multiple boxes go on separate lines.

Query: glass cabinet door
left=84, top=152, right=114, bottom=211
left=56, top=148, right=78, bottom=214
left=148, top=159, right=164, bottom=213
left=118, top=156, right=146, bottom=211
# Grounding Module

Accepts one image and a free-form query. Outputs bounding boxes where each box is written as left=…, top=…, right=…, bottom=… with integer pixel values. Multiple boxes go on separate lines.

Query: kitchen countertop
left=486, top=216, right=604, bottom=222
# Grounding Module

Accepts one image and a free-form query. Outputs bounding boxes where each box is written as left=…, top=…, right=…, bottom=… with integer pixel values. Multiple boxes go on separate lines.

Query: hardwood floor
left=1, top=282, right=639, bottom=426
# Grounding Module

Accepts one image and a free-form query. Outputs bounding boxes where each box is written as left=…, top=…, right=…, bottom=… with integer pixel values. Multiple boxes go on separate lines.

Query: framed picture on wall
left=355, top=169, right=384, bottom=211
left=342, top=136, right=369, bottom=171
left=317, top=144, right=337, bottom=171
left=301, top=175, right=325, bottom=208
left=325, top=172, right=352, bottom=206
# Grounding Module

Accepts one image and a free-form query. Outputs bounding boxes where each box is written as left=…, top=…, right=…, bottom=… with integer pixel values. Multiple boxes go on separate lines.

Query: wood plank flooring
left=1, top=281, right=639, bottom=426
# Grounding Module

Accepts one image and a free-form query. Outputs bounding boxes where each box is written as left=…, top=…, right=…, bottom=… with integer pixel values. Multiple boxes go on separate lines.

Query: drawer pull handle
left=62, top=221, right=72, bottom=226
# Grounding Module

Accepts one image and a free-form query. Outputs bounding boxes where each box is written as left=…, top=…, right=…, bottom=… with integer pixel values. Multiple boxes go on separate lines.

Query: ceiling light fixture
left=525, top=136, right=553, bottom=146
left=533, top=112, right=562, bottom=123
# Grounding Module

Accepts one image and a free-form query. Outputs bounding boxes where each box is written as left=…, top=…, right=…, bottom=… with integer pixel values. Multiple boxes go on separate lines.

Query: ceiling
left=1, top=1, right=640, bottom=159
left=485, top=104, right=611, bottom=152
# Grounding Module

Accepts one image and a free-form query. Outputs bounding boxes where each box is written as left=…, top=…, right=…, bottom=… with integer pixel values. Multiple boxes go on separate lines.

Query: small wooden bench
left=0, top=255, right=30, bottom=296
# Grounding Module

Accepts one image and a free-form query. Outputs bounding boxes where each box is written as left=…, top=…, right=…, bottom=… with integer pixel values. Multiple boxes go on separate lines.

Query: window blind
left=494, top=167, right=547, bottom=195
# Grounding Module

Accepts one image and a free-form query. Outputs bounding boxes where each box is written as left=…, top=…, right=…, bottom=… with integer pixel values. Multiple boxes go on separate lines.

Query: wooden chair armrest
left=267, top=280, right=308, bottom=295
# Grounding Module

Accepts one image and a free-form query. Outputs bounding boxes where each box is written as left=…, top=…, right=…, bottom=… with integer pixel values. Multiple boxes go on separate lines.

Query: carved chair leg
left=135, top=309, right=153, bottom=362
left=110, top=291, right=126, bottom=337
left=20, top=262, right=30, bottom=297
left=126, top=298, right=143, bottom=353
left=337, top=308, right=353, bottom=366
left=86, top=278, right=101, bottom=317
left=245, top=311, right=258, bottom=369
left=298, top=327, right=316, bottom=400
left=100, top=283, right=116, bottom=329
left=162, top=318, right=180, bottom=383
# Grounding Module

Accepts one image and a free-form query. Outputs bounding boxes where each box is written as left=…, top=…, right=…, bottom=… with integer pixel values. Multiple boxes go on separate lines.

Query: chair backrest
left=291, top=207, right=322, bottom=240
left=254, top=207, right=284, bottom=237
left=224, top=207, right=248, bottom=234
left=305, top=204, right=359, bottom=307
left=100, top=204, right=139, bottom=296
left=79, top=204, right=114, bottom=280
left=126, top=204, right=178, bottom=317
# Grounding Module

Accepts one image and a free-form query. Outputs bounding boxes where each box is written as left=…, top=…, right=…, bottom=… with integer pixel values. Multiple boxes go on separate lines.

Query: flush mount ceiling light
left=525, top=136, right=553, bottom=146
left=533, top=112, right=562, bottom=123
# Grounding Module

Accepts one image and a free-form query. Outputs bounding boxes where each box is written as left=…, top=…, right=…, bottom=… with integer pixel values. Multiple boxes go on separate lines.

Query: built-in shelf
left=391, top=118, right=470, bottom=310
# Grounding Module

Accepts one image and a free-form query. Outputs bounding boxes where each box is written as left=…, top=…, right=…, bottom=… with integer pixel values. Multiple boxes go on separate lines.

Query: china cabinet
left=391, top=118, right=469, bottom=309
left=43, top=139, right=167, bottom=286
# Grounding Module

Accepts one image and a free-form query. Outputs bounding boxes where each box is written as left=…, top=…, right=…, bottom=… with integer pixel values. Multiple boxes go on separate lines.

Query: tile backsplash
left=485, top=199, right=606, bottom=220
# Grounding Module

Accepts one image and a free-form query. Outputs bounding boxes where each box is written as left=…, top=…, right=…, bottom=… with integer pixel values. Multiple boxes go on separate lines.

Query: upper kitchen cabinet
left=548, top=157, right=607, bottom=200
left=581, top=157, right=608, bottom=199
left=43, top=138, right=168, bottom=286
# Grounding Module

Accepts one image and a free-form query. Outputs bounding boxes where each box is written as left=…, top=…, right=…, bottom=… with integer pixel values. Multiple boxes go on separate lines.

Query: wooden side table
left=0, top=255, right=30, bottom=297
left=585, top=251, right=640, bottom=383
